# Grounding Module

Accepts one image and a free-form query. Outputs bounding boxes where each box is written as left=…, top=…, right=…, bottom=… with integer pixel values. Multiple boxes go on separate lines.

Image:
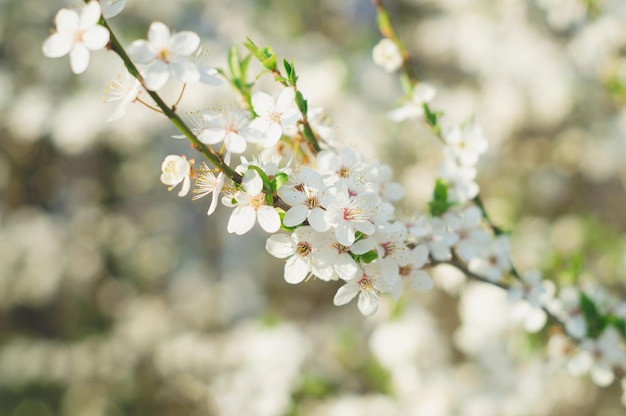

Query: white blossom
left=128, top=22, right=201, bottom=91
left=249, top=88, right=300, bottom=147
left=265, top=227, right=333, bottom=283
left=224, top=170, right=280, bottom=235
left=372, top=38, right=403, bottom=73
left=192, top=163, right=224, bottom=216
left=104, top=69, right=142, bottom=121
left=278, top=167, right=331, bottom=232
left=388, top=83, right=436, bottom=122
left=42, top=1, right=110, bottom=74
left=333, top=263, right=389, bottom=316
left=160, top=155, right=192, bottom=197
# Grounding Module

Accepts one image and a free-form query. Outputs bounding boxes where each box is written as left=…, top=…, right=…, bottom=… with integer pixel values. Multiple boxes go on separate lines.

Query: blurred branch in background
left=1, top=0, right=626, bottom=415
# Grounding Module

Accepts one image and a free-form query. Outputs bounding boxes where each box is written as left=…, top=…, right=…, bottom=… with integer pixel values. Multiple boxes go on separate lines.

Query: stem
left=434, top=254, right=577, bottom=342
left=102, top=19, right=242, bottom=184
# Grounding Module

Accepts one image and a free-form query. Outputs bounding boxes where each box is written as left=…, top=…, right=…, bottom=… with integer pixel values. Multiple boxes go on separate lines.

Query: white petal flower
left=160, top=155, right=192, bottom=197
left=333, top=263, right=389, bottom=316
left=42, top=1, right=110, bottom=74
left=372, top=38, right=403, bottom=73
left=192, top=163, right=224, bottom=216
left=226, top=170, right=280, bottom=235
left=442, top=121, right=488, bottom=167
left=104, top=69, right=142, bottom=121
left=388, top=83, right=436, bottom=122
left=265, top=227, right=333, bottom=283
left=249, top=88, right=301, bottom=147
left=127, top=22, right=201, bottom=90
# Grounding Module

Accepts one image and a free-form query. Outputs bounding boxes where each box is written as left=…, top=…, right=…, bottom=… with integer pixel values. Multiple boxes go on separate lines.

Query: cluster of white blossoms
left=44, top=0, right=626, bottom=405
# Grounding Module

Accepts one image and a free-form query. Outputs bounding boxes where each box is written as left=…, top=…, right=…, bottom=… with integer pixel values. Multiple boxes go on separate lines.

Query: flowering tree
left=15, top=0, right=626, bottom=413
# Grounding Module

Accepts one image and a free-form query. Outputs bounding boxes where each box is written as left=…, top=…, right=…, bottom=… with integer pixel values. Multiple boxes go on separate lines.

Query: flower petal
left=265, top=234, right=295, bottom=259
left=257, top=206, right=281, bottom=233
left=55, top=9, right=80, bottom=34
left=128, top=40, right=156, bottom=64
left=83, top=25, right=110, bottom=50
left=283, top=205, right=308, bottom=227
left=284, top=256, right=309, bottom=284
left=69, top=44, right=90, bottom=74
left=227, top=205, right=256, bottom=235
left=80, top=1, right=102, bottom=29
left=251, top=91, right=275, bottom=116
left=357, top=291, right=379, bottom=315
left=42, top=33, right=73, bottom=58
left=169, top=60, right=200, bottom=84
left=333, top=281, right=360, bottom=306
left=170, top=31, right=200, bottom=56
left=148, top=22, right=171, bottom=49
left=143, top=61, right=170, bottom=90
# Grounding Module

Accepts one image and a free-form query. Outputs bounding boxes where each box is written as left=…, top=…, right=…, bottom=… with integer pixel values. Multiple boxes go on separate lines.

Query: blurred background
left=1, top=0, right=626, bottom=414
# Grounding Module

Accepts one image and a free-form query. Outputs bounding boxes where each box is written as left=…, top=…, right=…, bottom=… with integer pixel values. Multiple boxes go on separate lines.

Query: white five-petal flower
left=128, top=22, right=201, bottom=91
left=265, top=226, right=333, bottom=283
left=42, top=1, right=110, bottom=74
left=249, top=88, right=300, bottom=147
left=372, top=38, right=403, bottom=73
left=225, top=170, right=281, bottom=235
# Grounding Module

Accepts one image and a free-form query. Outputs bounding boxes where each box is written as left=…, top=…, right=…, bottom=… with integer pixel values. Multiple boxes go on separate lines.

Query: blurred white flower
left=388, top=83, right=436, bottom=122
left=442, top=120, right=488, bottom=167
left=160, top=155, right=192, bottom=197
left=567, top=327, right=626, bottom=387
left=128, top=22, right=201, bottom=90
left=42, top=1, right=110, bottom=74
left=468, top=235, right=511, bottom=283
left=372, top=38, right=403, bottom=73
left=104, top=69, right=142, bottom=121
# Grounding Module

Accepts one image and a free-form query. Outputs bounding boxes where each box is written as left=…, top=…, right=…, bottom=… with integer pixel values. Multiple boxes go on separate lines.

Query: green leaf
left=429, top=178, right=455, bottom=216
left=579, top=291, right=604, bottom=338
left=423, top=103, right=443, bottom=129
left=272, top=172, right=289, bottom=191
left=284, top=58, right=298, bottom=84
left=358, top=249, right=378, bottom=264
left=295, top=90, right=308, bottom=115
left=243, top=37, right=277, bottom=71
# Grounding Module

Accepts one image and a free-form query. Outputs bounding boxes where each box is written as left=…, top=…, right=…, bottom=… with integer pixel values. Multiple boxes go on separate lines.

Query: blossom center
left=296, top=241, right=313, bottom=257
left=157, top=48, right=172, bottom=63
left=249, top=193, right=267, bottom=209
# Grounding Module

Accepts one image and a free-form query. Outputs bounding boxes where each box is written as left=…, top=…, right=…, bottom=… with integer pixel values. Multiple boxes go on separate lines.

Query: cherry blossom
left=224, top=170, right=281, bottom=235
left=128, top=22, right=201, bottom=91
left=277, top=167, right=331, bottom=232
left=333, top=263, right=389, bottom=316
left=388, top=83, right=437, bottom=122
left=372, top=38, right=403, bottom=73
left=192, top=163, right=224, bottom=216
left=249, top=88, right=300, bottom=147
left=42, top=1, right=109, bottom=74
left=265, top=227, right=333, bottom=283
left=160, top=155, right=192, bottom=197
left=104, top=68, right=142, bottom=121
